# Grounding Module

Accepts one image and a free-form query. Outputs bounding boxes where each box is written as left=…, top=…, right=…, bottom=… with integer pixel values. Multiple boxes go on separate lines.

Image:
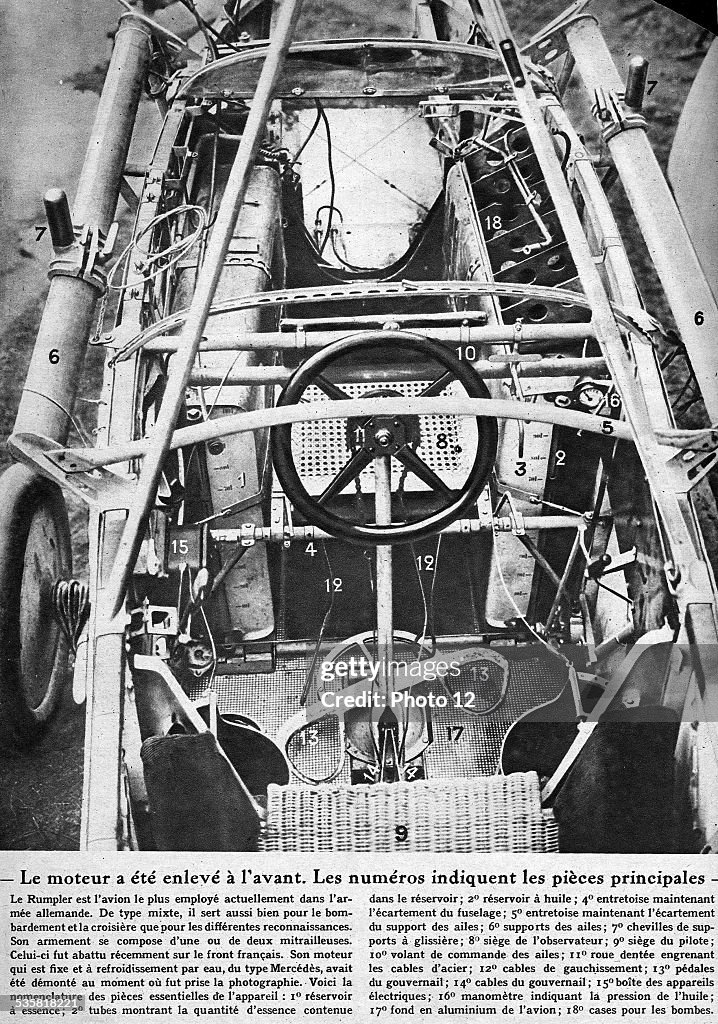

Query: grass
left=297, top=0, right=411, bottom=37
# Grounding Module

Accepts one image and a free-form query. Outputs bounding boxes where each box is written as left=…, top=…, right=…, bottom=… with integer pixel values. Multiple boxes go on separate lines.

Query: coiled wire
left=107, top=204, right=208, bottom=295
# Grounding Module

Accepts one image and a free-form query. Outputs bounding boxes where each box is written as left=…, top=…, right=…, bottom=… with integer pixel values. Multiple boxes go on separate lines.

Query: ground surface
left=0, top=0, right=712, bottom=849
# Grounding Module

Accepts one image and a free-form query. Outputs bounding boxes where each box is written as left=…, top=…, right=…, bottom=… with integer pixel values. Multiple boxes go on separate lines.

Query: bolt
left=374, top=428, right=393, bottom=447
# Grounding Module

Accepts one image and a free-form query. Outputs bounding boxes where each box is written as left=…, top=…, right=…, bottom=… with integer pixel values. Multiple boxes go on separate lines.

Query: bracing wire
left=108, top=205, right=207, bottom=295
left=300, top=541, right=337, bottom=706
left=315, top=101, right=335, bottom=256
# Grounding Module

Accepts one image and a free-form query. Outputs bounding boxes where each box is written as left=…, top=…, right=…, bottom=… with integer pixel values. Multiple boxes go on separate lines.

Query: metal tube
left=476, top=0, right=706, bottom=608
left=103, top=0, right=305, bottom=617
left=187, top=355, right=607, bottom=386
left=148, top=322, right=596, bottom=353
left=274, top=633, right=509, bottom=656
left=55, top=395, right=633, bottom=469
left=209, top=515, right=585, bottom=543
left=280, top=310, right=486, bottom=327
left=73, top=17, right=153, bottom=232
left=517, top=533, right=564, bottom=590
left=546, top=527, right=584, bottom=629
left=14, top=283, right=101, bottom=440
left=112, top=280, right=603, bottom=362
left=564, top=15, right=718, bottom=421
left=374, top=456, right=394, bottom=691
left=543, top=99, right=641, bottom=305
left=13, top=15, right=152, bottom=441
left=80, top=629, right=126, bottom=850
left=543, top=97, right=675, bottom=439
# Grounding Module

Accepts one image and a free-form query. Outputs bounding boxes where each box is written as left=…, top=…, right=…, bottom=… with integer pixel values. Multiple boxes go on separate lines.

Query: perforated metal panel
left=198, top=657, right=353, bottom=785
left=286, top=380, right=478, bottom=494
left=201, top=651, right=563, bottom=784
left=418, top=656, right=563, bottom=777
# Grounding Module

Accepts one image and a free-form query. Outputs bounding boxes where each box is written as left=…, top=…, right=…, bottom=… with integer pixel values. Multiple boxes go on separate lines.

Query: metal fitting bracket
left=129, top=602, right=179, bottom=640
left=270, top=492, right=293, bottom=547
left=8, top=431, right=135, bottom=509
left=521, top=3, right=593, bottom=66
left=663, top=442, right=718, bottom=494
left=240, top=522, right=257, bottom=547
left=48, top=222, right=119, bottom=293
left=591, top=88, right=647, bottom=142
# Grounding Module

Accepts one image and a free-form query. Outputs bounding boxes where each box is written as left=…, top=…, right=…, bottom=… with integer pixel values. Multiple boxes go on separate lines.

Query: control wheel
left=272, top=330, right=498, bottom=544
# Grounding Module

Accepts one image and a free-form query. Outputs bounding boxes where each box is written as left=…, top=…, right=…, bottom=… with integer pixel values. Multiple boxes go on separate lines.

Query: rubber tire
left=0, top=465, right=72, bottom=749
left=272, top=330, right=499, bottom=544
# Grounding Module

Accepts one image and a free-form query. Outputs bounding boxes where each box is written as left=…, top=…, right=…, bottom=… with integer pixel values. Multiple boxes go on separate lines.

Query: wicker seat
left=259, top=772, right=557, bottom=852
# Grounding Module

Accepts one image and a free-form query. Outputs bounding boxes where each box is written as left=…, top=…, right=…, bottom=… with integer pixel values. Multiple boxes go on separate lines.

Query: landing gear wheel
left=272, top=330, right=498, bottom=544
left=0, top=465, right=72, bottom=749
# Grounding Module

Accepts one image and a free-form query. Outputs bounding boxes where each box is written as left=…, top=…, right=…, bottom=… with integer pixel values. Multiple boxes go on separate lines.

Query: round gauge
left=577, top=384, right=605, bottom=410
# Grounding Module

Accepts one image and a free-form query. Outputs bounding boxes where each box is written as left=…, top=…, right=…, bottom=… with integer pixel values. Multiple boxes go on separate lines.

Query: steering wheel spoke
left=419, top=371, right=454, bottom=399
left=395, top=446, right=453, bottom=497
left=318, top=448, right=374, bottom=505
left=315, top=375, right=352, bottom=401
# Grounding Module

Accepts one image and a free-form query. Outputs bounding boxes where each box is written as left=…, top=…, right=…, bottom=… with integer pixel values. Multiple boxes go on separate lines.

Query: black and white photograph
left=3, top=3, right=718, bottom=1020
left=0, top=0, right=717, bottom=866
